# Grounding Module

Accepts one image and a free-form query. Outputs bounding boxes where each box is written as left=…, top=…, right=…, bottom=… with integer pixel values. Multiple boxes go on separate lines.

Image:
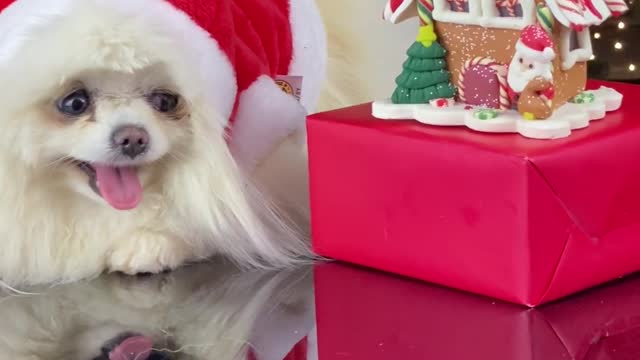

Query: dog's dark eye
left=58, top=89, right=91, bottom=116
left=148, top=91, right=180, bottom=113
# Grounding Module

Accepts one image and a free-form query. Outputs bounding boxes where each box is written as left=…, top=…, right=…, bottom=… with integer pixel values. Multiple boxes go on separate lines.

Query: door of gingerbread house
left=458, top=58, right=509, bottom=109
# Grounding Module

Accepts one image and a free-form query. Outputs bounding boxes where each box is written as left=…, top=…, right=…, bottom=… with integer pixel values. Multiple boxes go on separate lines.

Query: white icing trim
left=560, top=27, right=593, bottom=71
left=371, top=87, right=623, bottom=139
left=383, top=0, right=419, bottom=24
left=434, top=0, right=536, bottom=29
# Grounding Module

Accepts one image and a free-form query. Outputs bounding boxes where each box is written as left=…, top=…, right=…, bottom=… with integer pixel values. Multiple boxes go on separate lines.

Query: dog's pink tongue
left=109, top=335, right=153, bottom=360
left=95, top=165, right=142, bottom=210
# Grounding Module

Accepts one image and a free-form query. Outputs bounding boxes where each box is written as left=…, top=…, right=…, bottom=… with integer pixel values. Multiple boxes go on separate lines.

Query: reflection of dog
left=0, top=260, right=315, bottom=359
left=0, top=0, right=387, bottom=285
left=518, top=77, right=556, bottom=120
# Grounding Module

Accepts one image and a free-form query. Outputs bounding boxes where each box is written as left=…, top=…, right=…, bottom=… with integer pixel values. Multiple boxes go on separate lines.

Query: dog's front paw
left=108, top=231, right=192, bottom=276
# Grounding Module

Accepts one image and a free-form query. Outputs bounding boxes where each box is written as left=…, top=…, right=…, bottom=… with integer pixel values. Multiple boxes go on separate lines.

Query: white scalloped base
left=372, top=87, right=623, bottom=139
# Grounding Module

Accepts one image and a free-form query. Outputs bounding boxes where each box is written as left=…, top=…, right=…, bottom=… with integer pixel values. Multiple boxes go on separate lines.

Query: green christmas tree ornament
left=391, top=25, right=456, bottom=105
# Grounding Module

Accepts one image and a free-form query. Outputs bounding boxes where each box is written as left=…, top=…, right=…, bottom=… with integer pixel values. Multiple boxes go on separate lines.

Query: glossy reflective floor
left=0, top=259, right=316, bottom=360
left=4, top=259, right=640, bottom=359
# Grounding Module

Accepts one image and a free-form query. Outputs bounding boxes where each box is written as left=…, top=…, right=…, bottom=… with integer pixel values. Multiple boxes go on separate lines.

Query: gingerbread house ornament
left=374, top=0, right=629, bottom=139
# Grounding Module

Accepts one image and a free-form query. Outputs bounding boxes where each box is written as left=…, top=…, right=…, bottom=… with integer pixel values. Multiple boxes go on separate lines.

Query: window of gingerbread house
left=446, top=0, right=470, bottom=12
left=481, top=0, right=536, bottom=29
left=433, top=0, right=535, bottom=29
left=560, top=27, right=593, bottom=70
left=433, top=0, right=481, bottom=23
left=495, top=0, right=522, bottom=17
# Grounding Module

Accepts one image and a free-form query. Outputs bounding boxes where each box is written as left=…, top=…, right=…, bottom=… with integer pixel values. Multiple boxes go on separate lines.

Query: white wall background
left=316, top=0, right=422, bottom=111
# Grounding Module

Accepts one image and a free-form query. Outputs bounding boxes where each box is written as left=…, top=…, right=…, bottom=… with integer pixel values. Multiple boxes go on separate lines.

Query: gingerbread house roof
left=383, top=0, right=628, bottom=30
left=546, top=0, right=628, bottom=30
left=383, top=0, right=419, bottom=23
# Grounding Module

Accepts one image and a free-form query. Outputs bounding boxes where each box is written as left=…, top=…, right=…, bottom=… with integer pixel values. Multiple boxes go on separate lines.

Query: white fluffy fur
left=0, top=0, right=378, bottom=286
left=0, top=0, right=317, bottom=286
left=0, top=261, right=316, bottom=359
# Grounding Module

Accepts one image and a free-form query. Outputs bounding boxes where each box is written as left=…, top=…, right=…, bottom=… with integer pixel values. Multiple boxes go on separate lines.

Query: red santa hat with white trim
left=0, top=0, right=315, bottom=170
left=515, top=25, right=556, bottom=63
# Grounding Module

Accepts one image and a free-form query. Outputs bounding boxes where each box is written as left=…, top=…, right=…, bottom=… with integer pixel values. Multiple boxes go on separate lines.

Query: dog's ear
left=161, top=106, right=312, bottom=269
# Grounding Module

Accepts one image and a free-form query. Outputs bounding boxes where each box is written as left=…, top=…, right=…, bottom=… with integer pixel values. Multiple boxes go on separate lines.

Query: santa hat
left=515, top=25, right=556, bottom=63
left=0, top=0, right=312, bottom=170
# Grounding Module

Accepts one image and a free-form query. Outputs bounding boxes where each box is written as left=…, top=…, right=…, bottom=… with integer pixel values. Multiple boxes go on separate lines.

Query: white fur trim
left=515, top=40, right=556, bottom=62
left=0, top=0, right=237, bottom=122
left=229, top=76, right=307, bottom=171
left=288, top=0, right=327, bottom=113
left=0, top=0, right=74, bottom=63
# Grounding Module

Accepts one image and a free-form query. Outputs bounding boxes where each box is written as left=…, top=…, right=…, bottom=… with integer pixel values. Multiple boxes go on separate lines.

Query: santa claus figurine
left=507, top=24, right=557, bottom=109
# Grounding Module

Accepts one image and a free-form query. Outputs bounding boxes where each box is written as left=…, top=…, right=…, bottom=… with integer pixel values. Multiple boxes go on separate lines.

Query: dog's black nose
left=111, top=126, right=149, bottom=159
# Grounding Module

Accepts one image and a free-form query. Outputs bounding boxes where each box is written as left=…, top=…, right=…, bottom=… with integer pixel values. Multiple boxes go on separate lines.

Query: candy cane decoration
left=554, top=0, right=588, bottom=30
left=418, top=0, right=434, bottom=25
left=536, top=4, right=555, bottom=33
left=605, top=0, right=629, bottom=16
left=497, top=0, right=518, bottom=17
left=458, top=57, right=510, bottom=110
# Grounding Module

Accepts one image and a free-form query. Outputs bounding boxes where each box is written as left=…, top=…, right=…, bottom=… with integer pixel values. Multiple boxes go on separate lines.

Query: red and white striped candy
left=555, top=0, right=588, bottom=30
left=605, top=0, right=628, bottom=16
left=497, top=0, right=519, bottom=17
left=383, top=0, right=417, bottom=22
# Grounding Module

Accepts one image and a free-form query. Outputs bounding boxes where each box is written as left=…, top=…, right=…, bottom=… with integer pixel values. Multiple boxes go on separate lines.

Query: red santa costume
left=0, top=0, right=326, bottom=170
left=507, top=25, right=556, bottom=106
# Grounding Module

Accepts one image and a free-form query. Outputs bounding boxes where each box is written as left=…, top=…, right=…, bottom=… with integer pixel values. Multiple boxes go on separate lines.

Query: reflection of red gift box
left=314, top=263, right=640, bottom=360
left=307, top=81, right=640, bottom=306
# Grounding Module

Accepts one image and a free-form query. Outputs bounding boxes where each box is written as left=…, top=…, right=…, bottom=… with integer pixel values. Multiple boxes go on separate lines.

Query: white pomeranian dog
left=0, top=0, right=385, bottom=286
left=0, top=260, right=316, bottom=359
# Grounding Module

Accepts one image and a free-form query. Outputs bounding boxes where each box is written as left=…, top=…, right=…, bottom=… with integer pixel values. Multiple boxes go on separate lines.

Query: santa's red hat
left=515, top=25, right=556, bottom=63
left=0, top=0, right=321, bottom=169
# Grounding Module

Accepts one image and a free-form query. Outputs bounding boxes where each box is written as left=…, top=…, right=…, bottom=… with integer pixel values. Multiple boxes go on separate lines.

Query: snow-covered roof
left=546, top=0, right=628, bottom=30
left=382, top=0, right=629, bottom=30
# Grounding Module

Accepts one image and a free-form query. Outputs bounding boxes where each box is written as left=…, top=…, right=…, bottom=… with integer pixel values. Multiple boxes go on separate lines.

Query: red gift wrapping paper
left=307, top=80, right=640, bottom=306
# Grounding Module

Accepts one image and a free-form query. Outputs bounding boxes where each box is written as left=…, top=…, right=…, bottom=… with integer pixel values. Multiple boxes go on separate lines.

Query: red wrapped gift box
left=307, top=80, right=640, bottom=306
left=314, top=263, right=640, bottom=360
